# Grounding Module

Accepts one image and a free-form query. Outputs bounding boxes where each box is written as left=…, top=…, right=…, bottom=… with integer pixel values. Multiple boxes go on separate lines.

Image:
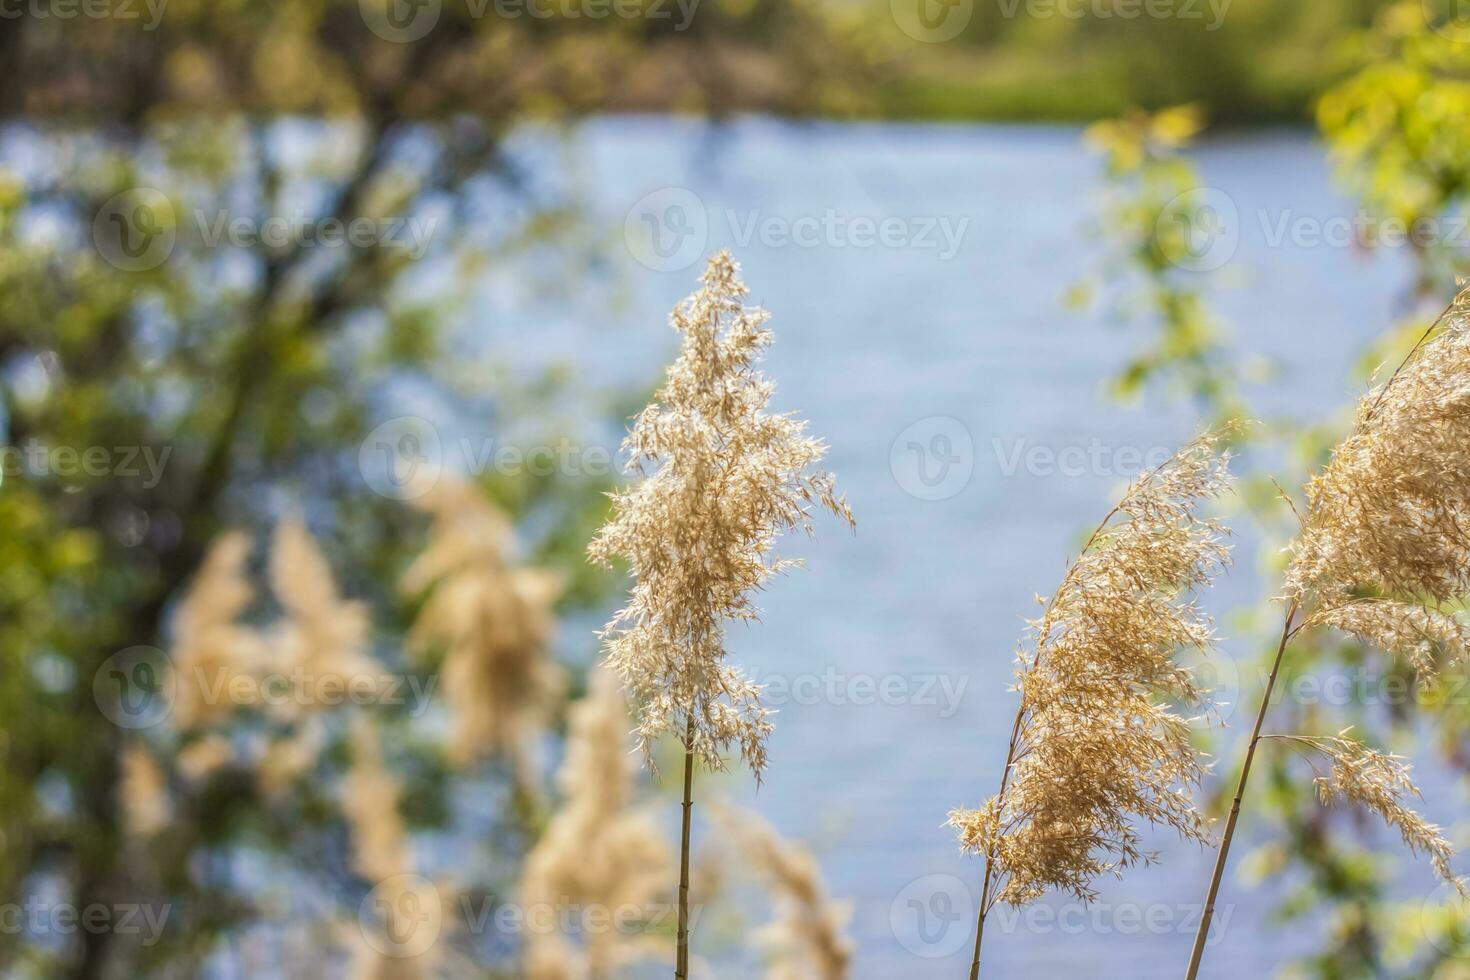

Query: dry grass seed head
left=170, top=531, right=269, bottom=728
left=717, top=806, right=853, bottom=980
left=520, top=669, right=673, bottom=977
left=949, top=427, right=1236, bottom=906
left=1298, top=730, right=1467, bottom=896
left=588, top=251, right=853, bottom=777
left=403, top=477, right=565, bottom=774
left=1288, top=286, right=1470, bottom=670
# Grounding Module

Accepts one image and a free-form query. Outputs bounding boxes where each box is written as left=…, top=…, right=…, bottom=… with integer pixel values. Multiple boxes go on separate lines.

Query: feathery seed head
left=1297, top=730, right=1466, bottom=896
left=520, top=669, right=672, bottom=977
left=950, top=426, right=1236, bottom=907
left=589, top=251, right=853, bottom=777
left=403, top=477, right=564, bottom=773
left=1287, top=285, right=1470, bottom=669
left=717, top=807, right=853, bottom=980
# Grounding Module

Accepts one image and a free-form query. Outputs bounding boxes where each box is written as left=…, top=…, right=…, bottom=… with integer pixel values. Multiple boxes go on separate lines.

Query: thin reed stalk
left=1183, top=600, right=1298, bottom=980
left=676, top=715, right=695, bottom=980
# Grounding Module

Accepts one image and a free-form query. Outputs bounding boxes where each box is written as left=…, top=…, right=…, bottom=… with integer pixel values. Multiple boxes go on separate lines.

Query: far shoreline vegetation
left=592, top=0, right=1393, bottom=126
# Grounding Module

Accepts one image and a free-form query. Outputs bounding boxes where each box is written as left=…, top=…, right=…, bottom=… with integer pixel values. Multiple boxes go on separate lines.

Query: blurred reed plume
left=170, top=519, right=375, bottom=793
left=119, top=742, right=170, bottom=840
left=269, top=517, right=379, bottom=716
left=1186, top=288, right=1470, bottom=979
left=344, top=715, right=408, bottom=887
left=588, top=251, right=853, bottom=979
left=951, top=426, right=1236, bottom=979
left=716, top=807, right=853, bottom=980
left=344, top=714, right=445, bottom=980
left=403, top=477, right=565, bottom=784
left=170, top=530, right=266, bottom=730
left=520, top=669, right=672, bottom=980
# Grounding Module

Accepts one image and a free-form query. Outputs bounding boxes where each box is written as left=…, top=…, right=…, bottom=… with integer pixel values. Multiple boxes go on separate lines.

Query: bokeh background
left=3, top=1, right=1470, bottom=977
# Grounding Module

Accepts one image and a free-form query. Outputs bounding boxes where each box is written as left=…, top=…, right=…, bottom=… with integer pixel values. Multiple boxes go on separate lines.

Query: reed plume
left=716, top=807, right=853, bottom=980
left=120, top=741, right=171, bottom=839
left=1281, top=730, right=1461, bottom=888
left=520, top=669, right=672, bottom=980
left=952, top=426, right=1235, bottom=978
left=1186, top=288, right=1470, bottom=978
left=588, top=251, right=852, bottom=979
left=344, top=714, right=444, bottom=980
left=269, top=517, right=379, bottom=716
left=403, top=476, right=564, bottom=782
left=170, top=530, right=267, bottom=729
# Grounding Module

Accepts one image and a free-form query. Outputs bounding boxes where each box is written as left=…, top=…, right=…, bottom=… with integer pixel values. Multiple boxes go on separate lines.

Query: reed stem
left=675, top=714, right=695, bottom=980
left=1184, top=600, right=1299, bottom=980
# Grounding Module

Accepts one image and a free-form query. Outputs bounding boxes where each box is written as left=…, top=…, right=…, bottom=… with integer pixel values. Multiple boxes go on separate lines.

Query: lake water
left=480, top=117, right=1454, bottom=978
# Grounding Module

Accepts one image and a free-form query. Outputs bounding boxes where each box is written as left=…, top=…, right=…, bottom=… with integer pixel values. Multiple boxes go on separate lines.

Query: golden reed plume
left=953, top=426, right=1236, bottom=978
left=589, top=252, right=852, bottom=979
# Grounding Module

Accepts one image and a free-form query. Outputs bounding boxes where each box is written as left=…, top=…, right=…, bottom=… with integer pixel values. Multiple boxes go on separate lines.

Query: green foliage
left=1319, top=0, right=1470, bottom=298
